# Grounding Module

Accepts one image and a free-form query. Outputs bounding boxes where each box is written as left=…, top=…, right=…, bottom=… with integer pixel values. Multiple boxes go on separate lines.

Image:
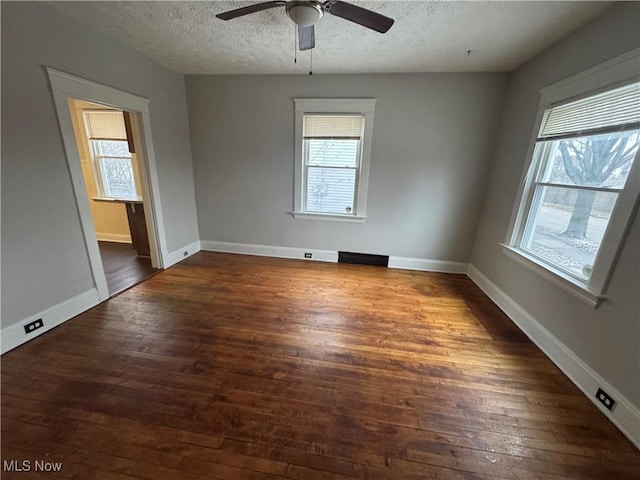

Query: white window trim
left=505, top=48, right=640, bottom=308
left=292, top=98, right=376, bottom=222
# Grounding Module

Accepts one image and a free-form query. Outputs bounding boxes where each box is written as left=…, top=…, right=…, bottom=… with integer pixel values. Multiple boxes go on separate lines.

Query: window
left=92, top=139, right=137, bottom=199
left=83, top=111, right=137, bottom=200
left=506, top=58, right=640, bottom=306
left=293, top=99, right=375, bottom=222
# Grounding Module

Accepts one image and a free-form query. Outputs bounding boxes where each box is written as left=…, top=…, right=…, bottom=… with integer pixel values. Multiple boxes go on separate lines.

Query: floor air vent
left=338, top=252, right=389, bottom=267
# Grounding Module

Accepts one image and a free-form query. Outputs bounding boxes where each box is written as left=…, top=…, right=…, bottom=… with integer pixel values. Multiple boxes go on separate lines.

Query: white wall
left=1, top=2, right=199, bottom=328
left=186, top=73, right=506, bottom=261
left=471, top=2, right=640, bottom=408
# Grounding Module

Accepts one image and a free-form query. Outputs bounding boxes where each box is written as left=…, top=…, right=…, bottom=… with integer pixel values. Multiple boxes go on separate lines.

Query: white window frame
left=504, top=49, right=640, bottom=308
left=89, top=139, right=137, bottom=200
left=292, top=98, right=376, bottom=222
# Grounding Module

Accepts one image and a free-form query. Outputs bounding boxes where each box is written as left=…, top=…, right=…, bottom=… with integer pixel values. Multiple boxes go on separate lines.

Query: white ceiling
left=49, top=1, right=613, bottom=74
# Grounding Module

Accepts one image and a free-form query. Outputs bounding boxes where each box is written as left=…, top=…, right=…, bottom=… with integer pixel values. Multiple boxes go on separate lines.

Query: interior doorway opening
left=48, top=67, right=168, bottom=303
left=68, top=98, right=159, bottom=296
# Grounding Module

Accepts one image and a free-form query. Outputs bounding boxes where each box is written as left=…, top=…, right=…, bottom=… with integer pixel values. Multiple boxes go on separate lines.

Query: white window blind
left=304, top=115, right=363, bottom=138
left=539, top=81, right=640, bottom=139
left=84, top=111, right=127, bottom=140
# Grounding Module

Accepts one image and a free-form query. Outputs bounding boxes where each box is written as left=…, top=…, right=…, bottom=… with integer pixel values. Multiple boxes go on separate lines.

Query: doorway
left=68, top=99, right=159, bottom=296
left=48, top=68, right=169, bottom=303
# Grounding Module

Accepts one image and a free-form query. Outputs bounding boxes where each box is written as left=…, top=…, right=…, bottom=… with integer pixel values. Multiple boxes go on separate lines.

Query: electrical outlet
left=304, top=253, right=312, bottom=259
left=595, top=387, right=616, bottom=411
left=24, top=319, right=44, bottom=335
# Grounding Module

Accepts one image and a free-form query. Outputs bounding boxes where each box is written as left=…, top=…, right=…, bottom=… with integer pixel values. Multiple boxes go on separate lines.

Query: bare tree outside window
left=558, top=132, right=638, bottom=238
left=522, top=128, right=639, bottom=280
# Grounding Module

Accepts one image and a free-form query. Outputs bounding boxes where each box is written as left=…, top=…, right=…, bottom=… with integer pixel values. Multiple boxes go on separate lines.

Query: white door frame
left=47, top=68, right=168, bottom=302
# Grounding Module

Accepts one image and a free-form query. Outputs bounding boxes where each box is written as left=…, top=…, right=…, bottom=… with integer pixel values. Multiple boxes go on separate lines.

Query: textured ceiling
left=49, top=1, right=613, bottom=74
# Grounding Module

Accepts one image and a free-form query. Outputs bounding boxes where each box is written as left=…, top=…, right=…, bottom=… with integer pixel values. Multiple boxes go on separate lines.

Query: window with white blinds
left=538, top=82, right=640, bottom=140
left=506, top=63, right=640, bottom=306
left=303, top=115, right=363, bottom=215
left=83, top=110, right=137, bottom=200
left=293, top=99, right=376, bottom=221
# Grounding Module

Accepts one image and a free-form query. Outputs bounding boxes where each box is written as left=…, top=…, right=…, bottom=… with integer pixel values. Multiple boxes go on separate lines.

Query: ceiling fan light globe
left=287, top=4, right=323, bottom=27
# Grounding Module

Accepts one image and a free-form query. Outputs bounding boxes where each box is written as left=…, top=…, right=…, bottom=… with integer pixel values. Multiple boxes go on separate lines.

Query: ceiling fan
left=216, top=1, right=394, bottom=51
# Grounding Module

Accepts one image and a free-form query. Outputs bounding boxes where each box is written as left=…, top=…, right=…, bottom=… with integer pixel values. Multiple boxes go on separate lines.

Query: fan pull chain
left=309, top=49, right=313, bottom=75
left=294, top=25, right=297, bottom=63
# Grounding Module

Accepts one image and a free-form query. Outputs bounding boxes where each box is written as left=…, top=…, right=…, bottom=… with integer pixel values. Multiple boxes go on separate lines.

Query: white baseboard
left=200, top=240, right=469, bottom=274
left=164, top=240, right=201, bottom=268
left=389, top=256, right=468, bottom=274
left=200, top=240, right=339, bottom=263
left=95, top=233, right=131, bottom=243
left=1, top=289, right=100, bottom=354
left=467, top=264, right=640, bottom=449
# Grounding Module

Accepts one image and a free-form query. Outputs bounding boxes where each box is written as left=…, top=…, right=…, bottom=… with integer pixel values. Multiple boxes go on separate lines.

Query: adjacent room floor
left=98, top=241, right=159, bottom=297
left=2, top=252, right=638, bottom=479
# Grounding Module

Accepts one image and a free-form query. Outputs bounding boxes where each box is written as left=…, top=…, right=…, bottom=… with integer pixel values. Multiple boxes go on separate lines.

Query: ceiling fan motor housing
left=286, top=1, right=324, bottom=27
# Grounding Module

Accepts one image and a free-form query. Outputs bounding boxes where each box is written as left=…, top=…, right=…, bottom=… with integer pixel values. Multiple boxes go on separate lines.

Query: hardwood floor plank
left=2, top=252, right=638, bottom=479
left=98, top=241, right=159, bottom=297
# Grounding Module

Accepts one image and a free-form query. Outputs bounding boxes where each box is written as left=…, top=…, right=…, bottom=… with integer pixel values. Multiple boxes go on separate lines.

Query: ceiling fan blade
left=216, top=1, right=286, bottom=20
left=298, top=25, right=315, bottom=51
left=325, top=1, right=394, bottom=33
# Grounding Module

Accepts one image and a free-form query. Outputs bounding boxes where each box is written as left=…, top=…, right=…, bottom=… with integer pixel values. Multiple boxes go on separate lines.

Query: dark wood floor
left=2, top=252, right=638, bottom=479
left=98, top=241, right=159, bottom=297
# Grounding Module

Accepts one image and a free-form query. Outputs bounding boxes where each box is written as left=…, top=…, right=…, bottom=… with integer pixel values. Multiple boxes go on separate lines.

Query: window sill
left=291, top=212, right=366, bottom=223
left=501, top=244, right=606, bottom=308
left=92, top=196, right=142, bottom=203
